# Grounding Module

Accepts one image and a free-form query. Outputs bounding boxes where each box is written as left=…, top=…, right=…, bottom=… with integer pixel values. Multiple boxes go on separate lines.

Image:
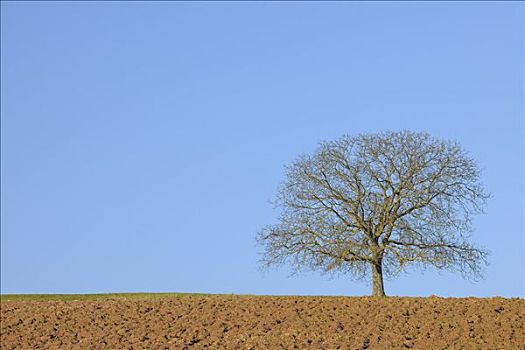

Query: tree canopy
left=257, top=131, right=489, bottom=296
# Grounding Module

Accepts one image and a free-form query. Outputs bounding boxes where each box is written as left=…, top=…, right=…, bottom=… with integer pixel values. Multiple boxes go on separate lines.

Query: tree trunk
left=371, top=260, right=386, bottom=297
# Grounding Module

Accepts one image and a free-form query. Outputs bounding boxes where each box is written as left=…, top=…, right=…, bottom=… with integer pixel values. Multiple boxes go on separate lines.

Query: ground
left=1, top=293, right=523, bottom=349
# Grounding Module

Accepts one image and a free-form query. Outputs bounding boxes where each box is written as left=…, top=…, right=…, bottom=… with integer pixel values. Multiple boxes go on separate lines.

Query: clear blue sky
left=1, top=2, right=523, bottom=297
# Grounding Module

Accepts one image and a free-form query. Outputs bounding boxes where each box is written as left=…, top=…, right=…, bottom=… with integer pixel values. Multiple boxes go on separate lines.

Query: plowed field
left=1, top=295, right=523, bottom=349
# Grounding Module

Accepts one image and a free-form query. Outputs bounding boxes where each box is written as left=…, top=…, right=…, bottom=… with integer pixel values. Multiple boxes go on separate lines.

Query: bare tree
left=257, top=131, right=489, bottom=296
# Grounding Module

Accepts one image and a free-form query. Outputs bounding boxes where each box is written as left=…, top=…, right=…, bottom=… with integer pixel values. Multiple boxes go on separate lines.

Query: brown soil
left=1, top=295, right=523, bottom=349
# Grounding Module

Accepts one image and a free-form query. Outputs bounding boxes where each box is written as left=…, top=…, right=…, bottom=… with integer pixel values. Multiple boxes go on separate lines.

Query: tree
left=257, top=131, right=489, bottom=297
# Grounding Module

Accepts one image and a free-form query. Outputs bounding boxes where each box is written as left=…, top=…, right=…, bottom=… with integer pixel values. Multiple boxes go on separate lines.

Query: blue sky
left=1, top=2, right=523, bottom=297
